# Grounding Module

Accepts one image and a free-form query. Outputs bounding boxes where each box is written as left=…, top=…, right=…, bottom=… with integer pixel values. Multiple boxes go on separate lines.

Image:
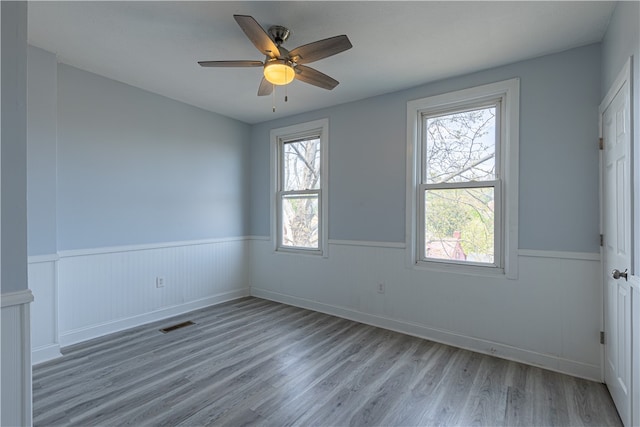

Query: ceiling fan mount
left=198, top=15, right=352, bottom=96
left=268, top=25, right=291, bottom=45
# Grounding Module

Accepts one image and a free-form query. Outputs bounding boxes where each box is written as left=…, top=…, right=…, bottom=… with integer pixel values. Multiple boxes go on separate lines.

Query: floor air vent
left=159, top=320, right=195, bottom=333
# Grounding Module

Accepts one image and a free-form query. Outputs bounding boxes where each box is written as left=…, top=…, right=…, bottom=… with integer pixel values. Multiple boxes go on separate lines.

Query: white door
left=602, top=67, right=632, bottom=427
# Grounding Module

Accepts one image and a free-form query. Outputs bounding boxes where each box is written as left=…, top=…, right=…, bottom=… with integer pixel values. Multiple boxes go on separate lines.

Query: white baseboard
left=32, top=344, right=62, bottom=365
left=251, top=287, right=601, bottom=382
left=59, top=289, right=249, bottom=347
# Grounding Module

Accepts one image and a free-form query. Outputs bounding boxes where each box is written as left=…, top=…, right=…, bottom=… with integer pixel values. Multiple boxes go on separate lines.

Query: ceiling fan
left=198, top=15, right=353, bottom=96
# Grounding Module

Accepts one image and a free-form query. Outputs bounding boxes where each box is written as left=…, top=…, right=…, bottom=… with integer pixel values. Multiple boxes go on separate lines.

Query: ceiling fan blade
left=289, top=35, right=352, bottom=65
left=233, top=15, right=281, bottom=58
left=258, top=77, right=273, bottom=96
left=198, top=60, right=263, bottom=67
left=294, top=65, right=339, bottom=90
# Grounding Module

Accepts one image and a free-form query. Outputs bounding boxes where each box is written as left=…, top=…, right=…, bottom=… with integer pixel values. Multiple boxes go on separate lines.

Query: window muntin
left=420, top=104, right=500, bottom=267
left=271, top=119, right=328, bottom=256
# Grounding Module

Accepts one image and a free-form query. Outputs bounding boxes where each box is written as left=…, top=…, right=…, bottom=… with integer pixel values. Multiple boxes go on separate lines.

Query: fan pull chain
left=272, top=84, right=276, bottom=112
left=284, top=67, right=288, bottom=102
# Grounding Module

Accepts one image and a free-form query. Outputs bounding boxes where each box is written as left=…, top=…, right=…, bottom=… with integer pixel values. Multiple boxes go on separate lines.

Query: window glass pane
left=425, top=107, right=496, bottom=184
left=282, top=194, right=319, bottom=249
left=283, top=138, right=321, bottom=191
left=425, top=187, right=494, bottom=263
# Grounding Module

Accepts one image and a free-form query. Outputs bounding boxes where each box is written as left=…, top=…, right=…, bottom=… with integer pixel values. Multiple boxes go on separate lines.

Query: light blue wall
left=601, top=1, right=639, bottom=95
left=1, top=1, right=28, bottom=292
left=27, top=46, right=57, bottom=256
left=249, top=97, right=406, bottom=243
left=249, top=44, right=602, bottom=253
left=26, top=40, right=615, bottom=254
left=601, top=1, right=640, bottom=270
left=55, top=64, right=251, bottom=251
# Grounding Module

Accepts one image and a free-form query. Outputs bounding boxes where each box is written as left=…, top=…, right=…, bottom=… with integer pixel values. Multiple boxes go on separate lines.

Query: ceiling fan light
left=264, top=60, right=295, bottom=85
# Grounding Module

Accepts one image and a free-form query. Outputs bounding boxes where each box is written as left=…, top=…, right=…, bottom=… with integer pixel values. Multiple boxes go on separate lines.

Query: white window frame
left=270, top=118, right=329, bottom=256
left=406, top=79, right=519, bottom=278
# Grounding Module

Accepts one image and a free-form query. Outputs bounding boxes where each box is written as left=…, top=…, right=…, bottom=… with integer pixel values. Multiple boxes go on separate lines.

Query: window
left=423, top=104, right=500, bottom=265
left=406, top=79, right=519, bottom=277
left=271, top=119, right=328, bottom=255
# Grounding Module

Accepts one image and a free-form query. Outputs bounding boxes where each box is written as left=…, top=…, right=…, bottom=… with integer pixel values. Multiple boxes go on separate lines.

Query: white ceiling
left=27, top=1, right=615, bottom=124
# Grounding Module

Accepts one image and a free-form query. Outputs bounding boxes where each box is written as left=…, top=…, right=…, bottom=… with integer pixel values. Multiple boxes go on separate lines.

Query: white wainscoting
left=249, top=239, right=603, bottom=381
left=1, top=290, right=34, bottom=427
left=29, top=254, right=60, bottom=364
left=45, top=238, right=251, bottom=348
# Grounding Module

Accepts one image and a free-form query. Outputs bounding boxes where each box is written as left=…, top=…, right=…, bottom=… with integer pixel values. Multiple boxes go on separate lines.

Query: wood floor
left=33, top=297, right=622, bottom=426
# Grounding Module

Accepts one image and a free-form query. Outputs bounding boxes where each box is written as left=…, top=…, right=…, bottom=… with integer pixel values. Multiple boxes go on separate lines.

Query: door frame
left=599, top=56, right=635, bottom=426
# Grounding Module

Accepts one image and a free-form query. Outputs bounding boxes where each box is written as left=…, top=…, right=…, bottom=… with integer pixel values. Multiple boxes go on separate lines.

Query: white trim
left=1, top=289, right=34, bottom=307
left=257, top=238, right=598, bottom=261
left=504, top=79, right=520, bottom=279
left=411, top=259, right=509, bottom=279
left=328, top=239, right=406, bottom=249
left=28, top=257, right=59, bottom=367
left=59, top=289, right=249, bottom=347
left=28, top=253, right=59, bottom=264
left=21, top=300, right=32, bottom=426
left=406, top=78, right=520, bottom=279
left=599, top=56, right=634, bottom=425
left=251, top=287, right=600, bottom=381
left=518, top=249, right=601, bottom=261
left=598, top=57, right=632, bottom=272
left=270, top=118, right=329, bottom=257
left=0, top=293, right=33, bottom=425
left=32, top=344, right=62, bottom=365
left=57, top=236, right=250, bottom=258
left=600, top=58, right=632, bottom=117
left=630, top=274, right=640, bottom=427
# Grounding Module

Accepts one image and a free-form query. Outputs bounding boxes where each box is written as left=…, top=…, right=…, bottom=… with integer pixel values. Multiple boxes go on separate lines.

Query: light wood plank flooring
left=33, top=297, right=622, bottom=426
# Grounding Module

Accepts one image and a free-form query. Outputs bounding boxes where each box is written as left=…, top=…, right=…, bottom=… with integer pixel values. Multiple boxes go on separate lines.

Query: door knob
left=612, top=268, right=628, bottom=281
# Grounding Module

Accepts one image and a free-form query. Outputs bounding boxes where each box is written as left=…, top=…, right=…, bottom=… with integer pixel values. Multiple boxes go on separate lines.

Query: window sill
left=410, top=260, right=516, bottom=280
left=273, top=247, right=328, bottom=259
